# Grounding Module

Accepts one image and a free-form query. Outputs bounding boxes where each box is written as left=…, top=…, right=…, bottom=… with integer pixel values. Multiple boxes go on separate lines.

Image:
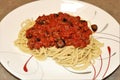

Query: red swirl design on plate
left=102, top=46, right=111, bottom=79
left=95, top=55, right=103, bottom=78
left=23, top=55, right=33, bottom=72
left=91, top=46, right=111, bottom=80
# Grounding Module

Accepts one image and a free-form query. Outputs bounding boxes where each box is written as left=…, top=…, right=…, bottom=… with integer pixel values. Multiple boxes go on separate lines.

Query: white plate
left=0, top=0, right=119, bottom=80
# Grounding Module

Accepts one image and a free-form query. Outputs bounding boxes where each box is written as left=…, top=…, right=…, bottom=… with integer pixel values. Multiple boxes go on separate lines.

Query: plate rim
left=0, top=0, right=120, bottom=80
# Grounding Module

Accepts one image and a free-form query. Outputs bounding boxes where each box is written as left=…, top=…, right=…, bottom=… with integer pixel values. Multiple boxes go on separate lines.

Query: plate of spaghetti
left=0, top=0, right=119, bottom=80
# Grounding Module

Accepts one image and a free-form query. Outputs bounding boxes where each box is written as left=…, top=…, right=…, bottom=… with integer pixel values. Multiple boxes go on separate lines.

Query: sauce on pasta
left=15, top=12, right=103, bottom=71
left=26, top=12, right=92, bottom=49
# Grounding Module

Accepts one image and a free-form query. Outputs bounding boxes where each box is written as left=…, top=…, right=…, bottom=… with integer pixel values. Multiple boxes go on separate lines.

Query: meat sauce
left=26, top=12, right=92, bottom=49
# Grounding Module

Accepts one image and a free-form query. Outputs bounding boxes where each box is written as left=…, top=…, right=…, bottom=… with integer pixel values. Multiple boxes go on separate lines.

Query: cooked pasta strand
left=14, top=19, right=103, bottom=70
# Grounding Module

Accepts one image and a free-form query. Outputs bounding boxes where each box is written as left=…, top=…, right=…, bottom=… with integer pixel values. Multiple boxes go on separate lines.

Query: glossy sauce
left=26, top=12, right=92, bottom=49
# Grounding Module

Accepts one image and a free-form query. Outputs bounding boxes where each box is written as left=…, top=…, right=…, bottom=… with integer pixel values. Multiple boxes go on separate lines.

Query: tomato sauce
left=26, top=12, right=92, bottom=49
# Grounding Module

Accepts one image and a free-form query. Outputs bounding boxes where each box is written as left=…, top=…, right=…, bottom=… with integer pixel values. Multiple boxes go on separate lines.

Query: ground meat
left=26, top=12, right=92, bottom=49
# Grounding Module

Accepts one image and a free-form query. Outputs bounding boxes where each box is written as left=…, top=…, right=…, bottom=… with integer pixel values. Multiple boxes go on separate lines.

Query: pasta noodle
left=15, top=19, right=103, bottom=70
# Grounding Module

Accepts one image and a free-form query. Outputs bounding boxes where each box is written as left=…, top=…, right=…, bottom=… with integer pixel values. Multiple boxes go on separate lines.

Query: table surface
left=0, top=0, right=120, bottom=80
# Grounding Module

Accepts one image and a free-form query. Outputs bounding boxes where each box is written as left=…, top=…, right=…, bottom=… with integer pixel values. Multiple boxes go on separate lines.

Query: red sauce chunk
left=26, top=12, right=92, bottom=49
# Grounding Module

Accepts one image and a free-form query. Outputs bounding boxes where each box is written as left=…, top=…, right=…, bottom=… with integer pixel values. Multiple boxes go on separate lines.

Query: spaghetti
left=15, top=12, right=103, bottom=70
